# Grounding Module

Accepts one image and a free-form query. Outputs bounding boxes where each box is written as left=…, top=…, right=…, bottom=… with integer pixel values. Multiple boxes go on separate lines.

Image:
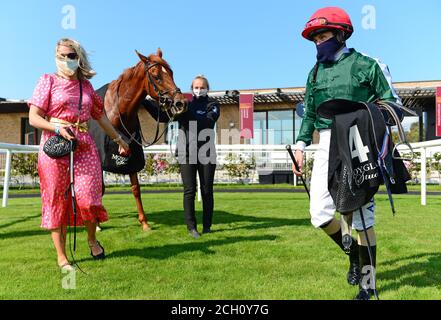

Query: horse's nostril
left=174, top=101, right=183, bottom=108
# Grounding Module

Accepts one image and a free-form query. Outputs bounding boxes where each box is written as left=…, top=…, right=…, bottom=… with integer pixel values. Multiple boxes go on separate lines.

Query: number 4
left=349, top=125, right=369, bottom=162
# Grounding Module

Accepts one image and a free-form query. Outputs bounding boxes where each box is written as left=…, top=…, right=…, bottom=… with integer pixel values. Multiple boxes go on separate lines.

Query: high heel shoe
left=88, top=240, right=105, bottom=260
left=59, top=262, right=75, bottom=272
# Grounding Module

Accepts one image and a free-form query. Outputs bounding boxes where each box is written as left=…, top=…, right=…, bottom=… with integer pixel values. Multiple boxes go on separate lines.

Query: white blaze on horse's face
left=161, top=66, right=168, bottom=74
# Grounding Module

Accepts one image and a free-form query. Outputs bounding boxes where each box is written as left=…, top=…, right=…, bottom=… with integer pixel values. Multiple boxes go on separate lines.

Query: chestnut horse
left=92, top=49, right=186, bottom=231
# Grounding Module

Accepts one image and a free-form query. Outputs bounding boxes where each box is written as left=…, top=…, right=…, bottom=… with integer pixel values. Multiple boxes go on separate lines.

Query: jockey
left=292, top=6, right=401, bottom=300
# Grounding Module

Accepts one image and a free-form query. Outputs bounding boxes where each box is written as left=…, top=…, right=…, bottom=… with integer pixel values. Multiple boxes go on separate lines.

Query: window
left=21, top=118, right=40, bottom=145
left=268, top=110, right=294, bottom=145
left=251, top=110, right=295, bottom=145
left=251, top=111, right=267, bottom=144
left=294, top=109, right=302, bottom=142
left=165, top=121, right=218, bottom=144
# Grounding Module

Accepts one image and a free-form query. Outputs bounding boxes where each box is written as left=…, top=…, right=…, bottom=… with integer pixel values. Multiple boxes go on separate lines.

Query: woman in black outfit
left=143, top=75, right=220, bottom=239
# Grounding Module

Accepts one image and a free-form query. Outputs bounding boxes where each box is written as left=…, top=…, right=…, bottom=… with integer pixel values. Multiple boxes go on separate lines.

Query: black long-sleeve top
left=142, top=96, right=220, bottom=163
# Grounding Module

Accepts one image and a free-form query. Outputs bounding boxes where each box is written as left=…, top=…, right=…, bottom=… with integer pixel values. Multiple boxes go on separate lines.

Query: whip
left=286, top=145, right=310, bottom=199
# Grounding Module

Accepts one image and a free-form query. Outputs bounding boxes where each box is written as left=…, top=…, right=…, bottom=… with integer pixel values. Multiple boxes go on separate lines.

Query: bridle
left=115, top=59, right=185, bottom=148
left=144, top=61, right=182, bottom=110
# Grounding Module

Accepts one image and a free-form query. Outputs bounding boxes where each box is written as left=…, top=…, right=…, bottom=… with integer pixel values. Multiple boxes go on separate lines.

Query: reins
left=114, top=60, right=180, bottom=148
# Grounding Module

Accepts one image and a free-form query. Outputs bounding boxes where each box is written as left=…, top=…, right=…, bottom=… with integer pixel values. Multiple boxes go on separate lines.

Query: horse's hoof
left=141, top=222, right=152, bottom=231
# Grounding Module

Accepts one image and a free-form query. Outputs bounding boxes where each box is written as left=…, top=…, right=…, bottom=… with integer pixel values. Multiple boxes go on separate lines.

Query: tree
left=431, top=152, right=441, bottom=185
left=391, top=121, right=421, bottom=144
left=11, top=153, right=39, bottom=187
left=405, top=122, right=421, bottom=143
left=223, top=153, right=256, bottom=184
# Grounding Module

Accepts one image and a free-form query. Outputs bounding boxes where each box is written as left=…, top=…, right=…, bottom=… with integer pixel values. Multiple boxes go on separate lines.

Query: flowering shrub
left=153, top=153, right=169, bottom=175
left=401, top=151, right=441, bottom=184
left=11, top=153, right=39, bottom=187
left=403, top=159, right=419, bottom=183
left=166, top=160, right=181, bottom=174
left=142, top=153, right=181, bottom=180
left=143, top=153, right=169, bottom=176
left=303, top=156, right=314, bottom=181
left=223, top=153, right=256, bottom=183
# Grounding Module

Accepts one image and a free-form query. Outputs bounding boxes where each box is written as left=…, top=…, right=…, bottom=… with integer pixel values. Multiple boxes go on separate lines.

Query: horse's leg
left=129, top=173, right=151, bottom=231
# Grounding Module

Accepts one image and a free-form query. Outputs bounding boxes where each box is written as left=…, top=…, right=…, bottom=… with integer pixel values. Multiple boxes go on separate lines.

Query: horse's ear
left=156, top=48, right=163, bottom=58
left=135, top=50, right=148, bottom=63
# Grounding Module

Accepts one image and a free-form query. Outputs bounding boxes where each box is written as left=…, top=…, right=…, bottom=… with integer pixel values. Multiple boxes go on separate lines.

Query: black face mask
left=316, top=36, right=343, bottom=63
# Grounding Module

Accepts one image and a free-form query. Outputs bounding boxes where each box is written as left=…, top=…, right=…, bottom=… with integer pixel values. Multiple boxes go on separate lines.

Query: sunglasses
left=58, top=52, right=78, bottom=60
left=306, top=17, right=352, bottom=32
left=306, top=17, right=329, bottom=28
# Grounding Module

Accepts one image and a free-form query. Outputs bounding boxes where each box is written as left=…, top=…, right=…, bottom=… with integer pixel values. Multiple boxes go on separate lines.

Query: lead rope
left=64, top=80, right=86, bottom=274
left=117, top=108, right=171, bottom=149
left=376, top=101, right=415, bottom=161
left=363, top=102, right=396, bottom=214
left=66, top=142, right=86, bottom=275
left=114, top=61, right=174, bottom=149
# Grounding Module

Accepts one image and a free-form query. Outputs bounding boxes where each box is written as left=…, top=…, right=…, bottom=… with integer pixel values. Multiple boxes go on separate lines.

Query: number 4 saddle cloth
left=317, top=99, right=411, bottom=214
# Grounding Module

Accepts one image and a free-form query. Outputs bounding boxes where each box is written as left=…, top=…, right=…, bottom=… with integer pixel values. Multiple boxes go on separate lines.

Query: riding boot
left=354, top=245, right=377, bottom=300
left=328, top=230, right=361, bottom=286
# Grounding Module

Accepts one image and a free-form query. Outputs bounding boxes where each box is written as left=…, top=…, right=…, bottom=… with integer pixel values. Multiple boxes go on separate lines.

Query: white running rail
left=2, top=140, right=441, bottom=207
left=0, top=143, right=39, bottom=207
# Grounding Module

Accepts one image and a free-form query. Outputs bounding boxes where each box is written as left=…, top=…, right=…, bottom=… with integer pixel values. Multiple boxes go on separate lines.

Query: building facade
left=1, top=80, right=439, bottom=146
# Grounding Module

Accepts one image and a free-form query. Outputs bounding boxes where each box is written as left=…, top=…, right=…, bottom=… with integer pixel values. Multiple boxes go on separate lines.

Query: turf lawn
left=0, top=191, right=440, bottom=300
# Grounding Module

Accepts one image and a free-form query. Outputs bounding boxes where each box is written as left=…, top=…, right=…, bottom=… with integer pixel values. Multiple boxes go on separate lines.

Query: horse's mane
left=111, top=62, right=143, bottom=91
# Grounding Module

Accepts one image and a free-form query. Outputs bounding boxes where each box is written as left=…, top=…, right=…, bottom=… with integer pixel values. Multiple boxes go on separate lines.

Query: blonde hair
left=191, top=74, right=210, bottom=90
left=55, top=38, right=97, bottom=80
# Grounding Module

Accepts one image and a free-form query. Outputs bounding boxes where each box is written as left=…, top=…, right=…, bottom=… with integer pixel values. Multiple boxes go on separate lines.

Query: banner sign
left=240, top=94, right=254, bottom=139
left=437, top=87, right=441, bottom=137
left=183, top=93, right=193, bottom=102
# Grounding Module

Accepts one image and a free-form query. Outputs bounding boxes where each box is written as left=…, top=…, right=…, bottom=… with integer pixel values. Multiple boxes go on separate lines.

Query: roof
left=208, top=80, right=441, bottom=109
left=1, top=80, right=440, bottom=113
left=0, top=99, right=28, bottom=113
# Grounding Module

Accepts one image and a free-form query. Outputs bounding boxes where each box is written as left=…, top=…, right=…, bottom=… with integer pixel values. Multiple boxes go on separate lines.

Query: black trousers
left=180, top=163, right=216, bottom=231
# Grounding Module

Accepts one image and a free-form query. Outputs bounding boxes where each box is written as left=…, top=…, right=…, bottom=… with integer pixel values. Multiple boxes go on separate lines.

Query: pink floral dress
left=28, top=73, right=108, bottom=230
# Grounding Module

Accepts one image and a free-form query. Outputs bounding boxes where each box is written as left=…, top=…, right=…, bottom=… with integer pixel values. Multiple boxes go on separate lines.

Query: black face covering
left=316, top=36, right=343, bottom=63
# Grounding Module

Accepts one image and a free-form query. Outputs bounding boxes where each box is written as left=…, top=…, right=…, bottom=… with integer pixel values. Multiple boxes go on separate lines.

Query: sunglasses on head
left=58, top=52, right=78, bottom=60
left=306, top=17, right=352, bottom=33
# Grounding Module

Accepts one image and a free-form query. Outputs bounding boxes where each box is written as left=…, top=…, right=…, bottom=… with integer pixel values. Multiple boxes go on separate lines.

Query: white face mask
left=56, top=57, right=79, bottom=76
left=193, top=88, right=208, bottom=98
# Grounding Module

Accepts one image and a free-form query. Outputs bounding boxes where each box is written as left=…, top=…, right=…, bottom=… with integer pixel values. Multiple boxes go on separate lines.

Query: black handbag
left=43, top=81, right=82, bottom=159
left=102, top=130, right=145, bottom=174
left=43, top=135, right=77, bottom=158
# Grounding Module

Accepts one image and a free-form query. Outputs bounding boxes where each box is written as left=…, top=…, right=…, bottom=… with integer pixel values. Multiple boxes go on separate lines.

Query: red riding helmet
left=302, top=7, right=353, bottom=41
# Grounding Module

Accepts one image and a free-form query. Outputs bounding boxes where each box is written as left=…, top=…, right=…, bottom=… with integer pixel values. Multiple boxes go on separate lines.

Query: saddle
left=317, top=99, right=411, bottom=214
left=89, top=84, right=145, bottom=175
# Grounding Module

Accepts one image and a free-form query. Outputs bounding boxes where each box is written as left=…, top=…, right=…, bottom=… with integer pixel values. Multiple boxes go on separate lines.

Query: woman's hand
left=59, top=126, right=76, bottom=141
left=96, top=114, right=131, bottom=156
left=116, top=139, right=130, bottom=156
left=292, top=150, right=304, bottom=177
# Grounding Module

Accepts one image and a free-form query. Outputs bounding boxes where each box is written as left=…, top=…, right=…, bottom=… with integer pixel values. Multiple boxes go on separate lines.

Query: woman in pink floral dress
left=28, top=38, right=130, bottom=271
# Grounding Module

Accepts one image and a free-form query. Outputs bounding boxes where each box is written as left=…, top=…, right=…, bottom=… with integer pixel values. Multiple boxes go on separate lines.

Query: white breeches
left=309, top=129, right=375, bottom=231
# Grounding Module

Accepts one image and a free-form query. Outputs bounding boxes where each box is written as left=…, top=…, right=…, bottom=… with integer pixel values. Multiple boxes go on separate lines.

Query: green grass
left=3, top=182, right=441, bottom=195
left=2, top=183, right=304, bottom=195
left=0, top=192, right=441, bottom=300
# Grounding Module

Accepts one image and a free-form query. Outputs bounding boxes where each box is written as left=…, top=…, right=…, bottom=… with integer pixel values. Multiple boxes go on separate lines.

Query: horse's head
left=136, top=48, right=187, bottom=119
